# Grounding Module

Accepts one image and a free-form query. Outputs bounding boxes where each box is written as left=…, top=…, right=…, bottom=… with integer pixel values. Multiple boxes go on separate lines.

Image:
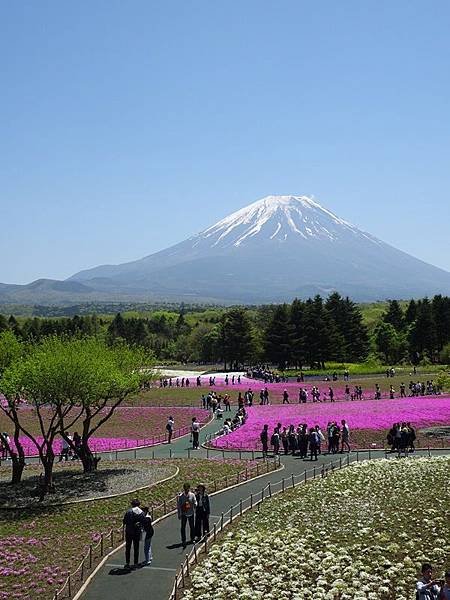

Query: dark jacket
left=195, top=493, right=210, bottom=515
left=123, top=507, right=144, bottom=537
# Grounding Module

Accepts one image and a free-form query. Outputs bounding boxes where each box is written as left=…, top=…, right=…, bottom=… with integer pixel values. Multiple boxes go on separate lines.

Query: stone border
left=72, top=460, right=284, bottom=600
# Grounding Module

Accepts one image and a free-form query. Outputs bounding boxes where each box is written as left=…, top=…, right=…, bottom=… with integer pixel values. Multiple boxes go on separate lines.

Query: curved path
left=77, top=417, right=449, bottom=600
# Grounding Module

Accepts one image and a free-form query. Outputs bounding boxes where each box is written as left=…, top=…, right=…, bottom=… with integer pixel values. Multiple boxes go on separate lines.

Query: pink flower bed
left=212, top=396, right=450, bottom=449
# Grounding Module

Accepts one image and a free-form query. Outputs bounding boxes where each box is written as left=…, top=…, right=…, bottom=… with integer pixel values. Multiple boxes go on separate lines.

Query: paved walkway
left=78, top=418, right=449, bottom=600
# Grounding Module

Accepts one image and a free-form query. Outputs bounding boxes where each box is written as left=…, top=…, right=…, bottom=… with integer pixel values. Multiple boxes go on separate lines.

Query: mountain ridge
left=2, top=195, right=450, bottom=304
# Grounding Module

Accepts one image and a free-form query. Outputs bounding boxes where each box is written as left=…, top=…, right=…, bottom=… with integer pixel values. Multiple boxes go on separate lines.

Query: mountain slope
left=68, top=195, right=450, bottom=302
left=2, top=195, right=450, bottom=304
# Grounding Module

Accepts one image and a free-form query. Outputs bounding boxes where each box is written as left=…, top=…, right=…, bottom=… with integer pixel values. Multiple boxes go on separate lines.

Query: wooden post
left=256, top=463, right=259, bottom=476
left=240, top=499, right=243, bottom=515
left=356, top=450, right=359, bottom=462
left=100, top=533, right=104, bottom=557
left=213, top=523, right=217, bottom=542
left=239, top=450, right=242, bottom=460
left=111, top=530, right=114, bottom=548
left=268, top=483, right=272, bottom=497
left=204, top=536, right=208, bottom=554
left=152, top=450, right=155, bottom=459
left=313, top=467, right=316, bottom=479
left=225, top=476, right=227, bottom=488
left=282, top=477, right=285, bottom=492
left=134, top=448, right=137, bottom=459
left=89, top=545, right=93, bottom=569
left=347, top=454, right=350, bottom=466
left=170, top=449, right=173, bottom=458
left=261, top=487, right=264, bottom=502
left=230, top=506, right=233, bottom=523
left=194, top=544, right=198, bottom=563
left=207, top=447, right=209, bottom=458
left=250, top=493, right=253, bottom=509
left=245, top=467, right=248, bottom=480
left=292, top=473, right=295, bottom=488
left=220, top=512, right=224, bottom=530
left=304, top=470, right=307, bottom=483
left=180, top=563, right=185, bottom=588
left=68, top=575, right=72, bottom=598
left=185, top=555, right=190, bottom=578
left=252, top=449, right=255, bottom=460
left=339, top=457, right=342, bottom=469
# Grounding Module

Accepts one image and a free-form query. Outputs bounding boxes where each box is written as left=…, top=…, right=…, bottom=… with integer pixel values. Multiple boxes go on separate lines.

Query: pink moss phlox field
left=212, top=396, right=450, bottom=449
left=8, top=407, right=208, bottom=457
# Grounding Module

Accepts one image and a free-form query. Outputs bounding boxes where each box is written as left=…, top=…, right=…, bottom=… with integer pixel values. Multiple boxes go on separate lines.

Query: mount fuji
left=67, top=194, right=450, bottom=303
left=2, top=195, right=450, bottom=304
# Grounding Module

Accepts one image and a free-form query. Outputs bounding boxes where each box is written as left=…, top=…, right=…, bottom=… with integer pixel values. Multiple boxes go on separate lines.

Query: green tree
left=220, top=308, right=255, bottom=370
left=408, top=298, right=437, bottom=361
left=431, top=295, right=450, bottom=353
left=265, top=304, right=292, bottom=369
left=289, top=299, right=305, bottom=369
left=0, top=331, right=27, bottom=483
left=0, top=337, right=151, bottom=494
left=374, top=322, right=400, bottom=364
left=404, top=299, right=417, bottom=325
left=383, top=300, right=405, bottom=331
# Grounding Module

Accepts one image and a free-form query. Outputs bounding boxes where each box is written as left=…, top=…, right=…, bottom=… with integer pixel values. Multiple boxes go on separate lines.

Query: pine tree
left=264, top=304, right=292, bottom=369
left=404, top=299, right=417, bottom=325
left=289, top=299, right=305, bottom=368
left=220, top=308, right=254, bottom=369
left=383, top=300, right=405, bottom=331
left=408, top=298, right=437, bottom=361
left=431, top=295, right=450, bottom=353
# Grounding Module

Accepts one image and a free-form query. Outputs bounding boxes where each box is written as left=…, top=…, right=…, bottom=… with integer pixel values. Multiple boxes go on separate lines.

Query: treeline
left=1, top=293, right=450, bottom=368
left=374, top=296, right=450, bottom=364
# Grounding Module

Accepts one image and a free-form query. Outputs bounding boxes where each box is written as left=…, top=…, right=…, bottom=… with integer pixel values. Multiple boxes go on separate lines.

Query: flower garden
left=211, top=396, right=450, bottom=449
left=0, top=458, right=255, bottom=600
left=183, top=456, right=450, bottom=600
left=0, top=406, right=209, bottom=456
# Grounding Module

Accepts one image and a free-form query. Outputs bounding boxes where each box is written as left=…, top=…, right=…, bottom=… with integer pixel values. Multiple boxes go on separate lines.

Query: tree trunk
left=11, top=429, right=26, bottom=484
left=79, top=440, right=100, bottom=473
left=39, top=452, right=55, bottom=500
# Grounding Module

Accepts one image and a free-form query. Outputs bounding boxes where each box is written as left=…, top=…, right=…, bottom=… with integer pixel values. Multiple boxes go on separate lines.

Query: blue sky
left=1, top=1, right=450, bottom=284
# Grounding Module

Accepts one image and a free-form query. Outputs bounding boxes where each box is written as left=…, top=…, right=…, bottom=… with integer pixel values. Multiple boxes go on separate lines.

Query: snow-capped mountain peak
left=196, top=195, right=374, bottom=248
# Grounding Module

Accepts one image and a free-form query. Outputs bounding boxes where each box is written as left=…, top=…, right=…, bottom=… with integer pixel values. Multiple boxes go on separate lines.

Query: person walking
left=194, top=484, right=210, bottom=540
left=141, top=506, right=154, bottom=565
left=123, top=499, right=144, bottom=569
left=177, top=483, right=197, bottom=548
left=166, top=416, right=174, bottom=444
left=340, top=419, right=351, bottom=453
left=191, top=417, right=200, bottom=449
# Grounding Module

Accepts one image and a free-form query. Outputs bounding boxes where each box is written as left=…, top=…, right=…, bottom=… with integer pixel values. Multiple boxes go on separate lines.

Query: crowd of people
left=121, top=482, right=212, bottom=569
left=416, top=563, right=450, bottom=599
left=259, top=419, right=351, bottom=460
left=387, top=422, right=417, bottom=455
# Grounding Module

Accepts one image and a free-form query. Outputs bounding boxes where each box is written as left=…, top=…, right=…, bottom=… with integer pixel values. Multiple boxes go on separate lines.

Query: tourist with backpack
left=166, top=416, right=174, bottom=444
left=177, top=483, right=197, bottom=548
left=309, top=427, right=319, bottom=461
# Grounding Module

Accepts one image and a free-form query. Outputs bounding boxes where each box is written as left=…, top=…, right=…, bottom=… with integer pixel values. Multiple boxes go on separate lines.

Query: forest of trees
left=1, top=293, right=450, bottom=369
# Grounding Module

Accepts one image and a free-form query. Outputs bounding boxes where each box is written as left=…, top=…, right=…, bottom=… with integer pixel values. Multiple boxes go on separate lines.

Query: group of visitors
left=122, top=498, right=154, bottom=569
left=387, top=422, right=417, bottom=454
left=246, top=364, right=288, bottom=383
left=220, top=408, right=247, bottom=435
left=58, top=431, right=82, bottom=461
left=260, top=419, right=350, bottom=459
left=176, top=482, right=211, bottom=548
left=416, top=563, right=450, bottom=599
left=0, top=432, right=11, bottom=460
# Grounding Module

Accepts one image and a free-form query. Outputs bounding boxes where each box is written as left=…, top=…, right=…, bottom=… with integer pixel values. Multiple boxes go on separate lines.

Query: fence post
left=230, top=506, right=233, bottom=523
left=115, top=450, right=118, bottom=460
left=225, top=476, right=227, bottom=488
left=356, top=450, right=359, bottom=462
left=304, top=470, right=307, bottom=483
left=213, top=523, right=217, bottom=542
left=164, top=500, right=167, bottom=514
left=134, top=448, right=137, bottom=459
left=268, top=483, right=272, bottom=497
left=100, top=533, right=104, bottom=557
left=170, top=449, right=173, bottom=458
left=89, top=545, right=93, bottom=569
left=252, top=449, right=255, bottom=460
left=250, top=493, right=253, bottom=509
left=282, top=477, right=285, bottom=492
left=180, top=563, right=185, bottom=588
left=204, top=536, right=208, bottom=554
left=292, top=473, right=295, bottom=488
left=239, top=450, right=242, bottom=460
left=68, top=575, right=72, bottom=598
left=222, top=450, right=225, bottom=459
left=266, top=461, right=269, bottom=473
left=152, top=450, right=155, bottom=460
left=111, top=530, right=114, bottom=548
left=313, top=467, right=316, bottom=479
left=185, top=555, right=190, bottom=578
left=240, top=499, right=243, bottom=515
left=261, top=487, right=264, bottom=502
left=347, top=454, right=350, bottom=466
left=220, top=513, right=224, bottom=530
left=80, top=558, right=84, bottom=582
left=256, top=463, right=259, bottom=476
left=339, top=457, right=342, bottom=469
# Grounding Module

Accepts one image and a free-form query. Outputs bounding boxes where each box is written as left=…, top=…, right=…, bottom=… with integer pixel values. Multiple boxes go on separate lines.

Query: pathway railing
left=169, top=453, right=360, bottom=600
left=51, top=457, right=281, bottom=600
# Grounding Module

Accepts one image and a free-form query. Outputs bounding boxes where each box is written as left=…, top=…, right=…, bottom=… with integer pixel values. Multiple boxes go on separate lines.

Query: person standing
left=440, top=570, right=450, bottom=600
left=271, top=428, right=280, bottom=455
left=166, top=416, right=174, bottom=444
left=191, top=417, right=200, bottom=449
left=309, top=427, right=319, bottom=461
left=141, top=506, right=154, bottom=565
left=260, top=424, right=269, bottom=457
left=123, top=499, right=144, bottom=569
left=177, top=483, right=197, bottom=548
left=340, top=419, right=350, bottom=453
left=194, top=484, right=210, bottom=540
left=282, top=389, right=289, bottom=404
left=416, top=563, right=441, bottom=599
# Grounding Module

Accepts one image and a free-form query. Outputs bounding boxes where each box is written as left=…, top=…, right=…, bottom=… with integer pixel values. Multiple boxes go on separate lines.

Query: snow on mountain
left=3, top=194, right=450, bottom=305
left=193, top=195, right=378, bottom=248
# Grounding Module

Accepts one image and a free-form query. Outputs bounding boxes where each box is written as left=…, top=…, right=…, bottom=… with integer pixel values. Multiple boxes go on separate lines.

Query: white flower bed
left=183, top=457, right=450, bottom=600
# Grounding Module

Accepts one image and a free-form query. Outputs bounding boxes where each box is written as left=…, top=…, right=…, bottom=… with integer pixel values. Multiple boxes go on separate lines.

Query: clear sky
left=1, top=1, right=450, bottom=284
